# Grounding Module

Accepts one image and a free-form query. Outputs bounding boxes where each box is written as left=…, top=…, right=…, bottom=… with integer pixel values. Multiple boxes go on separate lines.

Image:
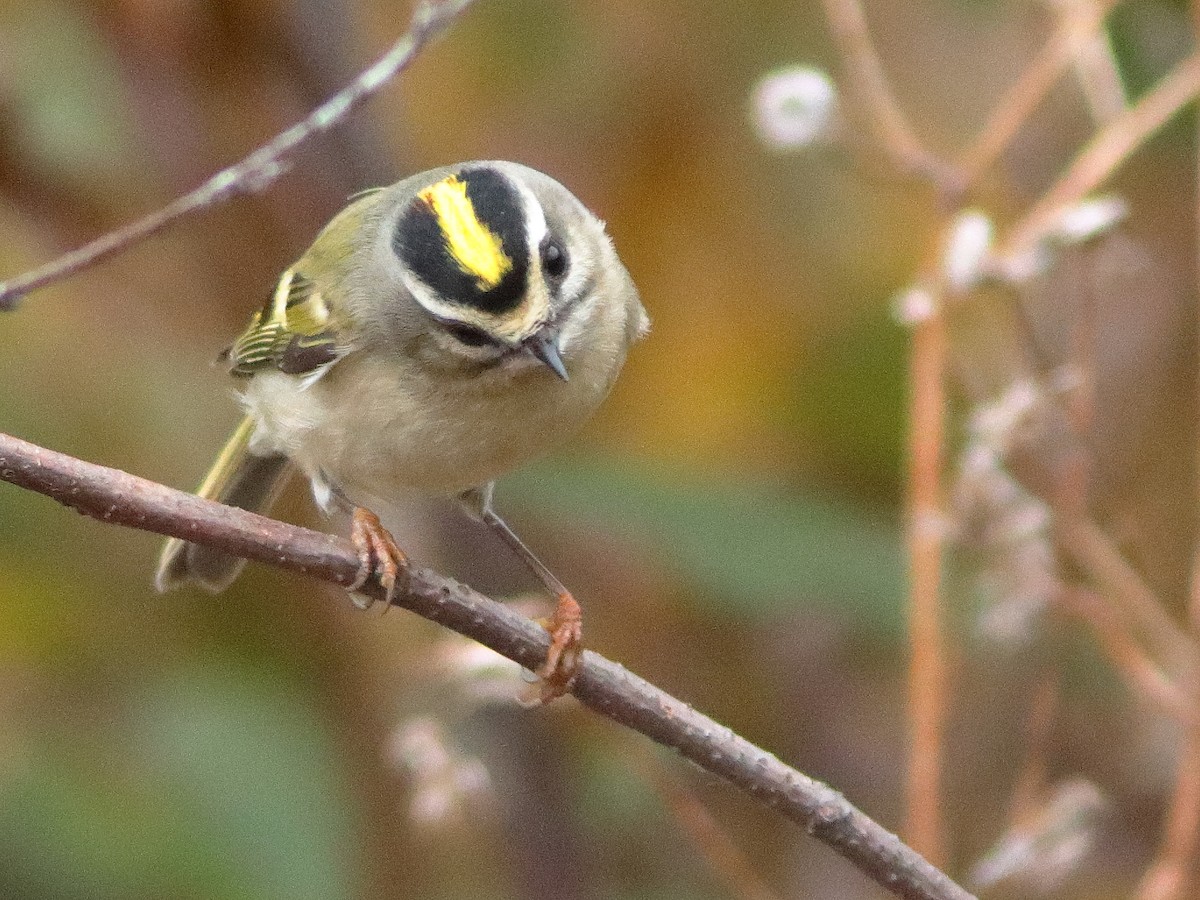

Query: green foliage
left=0, top=664, right=357, bottom=900
left=4, top=1, right=136, bottom=185
left=505, top=458, right=905, bottom=636
left=1108, top=1, right=1192, bottom=100
left=788, top=312, right=908, bottom=502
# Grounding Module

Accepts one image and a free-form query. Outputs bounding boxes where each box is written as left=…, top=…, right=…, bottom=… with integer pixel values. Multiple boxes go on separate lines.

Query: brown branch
left=818, top=0, right=960, bottom=194
left=1136, top=720, right=1200, bottom=900
left=956, top=0, right=1121, bottom=186
left=1000, top=49, right=1200, bottom=265
left=0, top=430, right=977, bottom=900
left=0, top=0, right=480, bottom=310
left=1056, top=518, right=1199, bottom=680
left=1006, top=670, right=1060, bottom=825
left=633, top=744, right=783, bottom=900
left=1060, top=0, right=1127, bottom=122
left=904, top=290, right=950, bottom=867
left=1133, top=17, right=1200, bottom=891
left=1059, top=588, right=1192, bottom=725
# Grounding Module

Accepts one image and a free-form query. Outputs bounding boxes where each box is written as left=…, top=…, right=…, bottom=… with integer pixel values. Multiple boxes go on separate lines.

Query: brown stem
left=1000, top=50, right=1200, bottom=264
left=1056, top=518, right=1199, bottom=681
left=634, top=745, right=782, bottom=900
left=1060, top=589, right=1193, bottom=725
left=1061, top=0, right=1128, bottom=122
left=0, top=0, right=480, bottom=310
left=1006, top=670, right=1060, bottom=825
left=905, top=292, right=950, bottom=867
left=0, top=430, right=976, bottom=900
left=956, top=0, right=1121, bottom=185
left=1135, top=723, right=1200, bottom=900
left=1133, top=11, right=1200, bottom=894
left=818, top=0, right=961, bottom=194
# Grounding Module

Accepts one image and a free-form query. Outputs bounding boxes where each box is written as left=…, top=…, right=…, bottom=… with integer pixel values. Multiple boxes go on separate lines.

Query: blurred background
left=0, top=0, right=1198, bottom=897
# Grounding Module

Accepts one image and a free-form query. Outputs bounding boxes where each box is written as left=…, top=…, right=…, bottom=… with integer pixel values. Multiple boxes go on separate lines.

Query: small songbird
left=156, top=161, right=648, bottom=697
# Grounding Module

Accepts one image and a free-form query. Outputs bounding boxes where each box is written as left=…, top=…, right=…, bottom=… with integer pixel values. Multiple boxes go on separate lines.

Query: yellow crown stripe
left=420, top=175, right=512, bottom=290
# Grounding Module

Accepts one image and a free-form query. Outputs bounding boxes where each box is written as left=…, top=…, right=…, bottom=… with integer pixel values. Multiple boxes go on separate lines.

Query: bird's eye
left=540, top=237, right=568, bottom=278
left=444, top=322, right=494, bottom=347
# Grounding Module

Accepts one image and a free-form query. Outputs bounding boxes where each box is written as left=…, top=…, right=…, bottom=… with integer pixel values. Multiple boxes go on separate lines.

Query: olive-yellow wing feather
left=155, top=416, right=293, bottom=592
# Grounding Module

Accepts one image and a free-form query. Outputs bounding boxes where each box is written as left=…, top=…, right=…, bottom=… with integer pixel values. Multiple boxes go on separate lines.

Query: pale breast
left=240, top=262, right=643, bottom=504
left=241, top=338, right=623, bottom=503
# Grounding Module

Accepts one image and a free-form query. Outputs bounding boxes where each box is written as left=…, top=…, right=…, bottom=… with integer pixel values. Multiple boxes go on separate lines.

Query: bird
left=156, top=160, right=648, bottom=699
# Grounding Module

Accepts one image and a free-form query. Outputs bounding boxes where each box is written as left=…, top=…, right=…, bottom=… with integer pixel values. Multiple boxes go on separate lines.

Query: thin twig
left=1006, top=671, right=1060, bottom=825
left=0, top=430, right=976, bottom=900
left=1056, top=518, right=1200, bottom=680
left=904, top=287, right=950, bottom=867
left=957, top=0, right=1121, bottom=186
left=818, top=0, right=960, bottom=194
left=1135, top=722, right=1200, bottom=900
left=1059, top=588, right=1192, bottom=725
left=1132, top=15, right=1200, bottom=892
left=1135, top=576, right=1200, bottom=896
left=817, top=0, right=956, bottom=865
left=1056, top=0, right=1127, bottom=122
left=0, top=0, right=480, bottom=310
left=634, top=744, right=782, bottom=900
left=1000, top=49, right=1200, bottom=264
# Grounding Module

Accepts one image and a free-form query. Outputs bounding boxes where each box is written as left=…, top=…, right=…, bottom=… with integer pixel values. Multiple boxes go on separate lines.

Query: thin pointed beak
left=525, top=330, right=569, bottom=381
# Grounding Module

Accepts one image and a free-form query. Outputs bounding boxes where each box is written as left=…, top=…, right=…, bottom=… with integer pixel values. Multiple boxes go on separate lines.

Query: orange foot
left=526, top=592, right=583, bottom=704
left=348, top=507, right=408, bottom=610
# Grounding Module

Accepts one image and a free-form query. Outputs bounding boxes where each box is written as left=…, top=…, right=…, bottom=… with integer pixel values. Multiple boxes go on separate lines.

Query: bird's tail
left=155, top=416, right=292, bottom=593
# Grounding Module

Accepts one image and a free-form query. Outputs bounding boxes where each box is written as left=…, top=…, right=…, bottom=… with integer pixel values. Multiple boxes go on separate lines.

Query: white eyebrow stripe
left=510, top=177, right=548, bottom=251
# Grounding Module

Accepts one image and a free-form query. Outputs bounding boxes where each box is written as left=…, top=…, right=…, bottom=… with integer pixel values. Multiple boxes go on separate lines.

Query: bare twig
left=1056, top=518, right=1200, bottom=680
left=1133, top=15, right=1200, bottom=891
left=1055, top=0, right=1127, bottom=122
left=957, top=0, right=1121, bottom=186
left=0, top=0, right=480, bottom=310
left=1000, top=49, right=1200, bottom=264
left=816, top=0, right=957, bottom=864
left=0, top=430, right=976, bottom=900
left=816, top=0, right=957, bottom=858
left=634, top=745, right=782, bottom=900
left=904, top=290, right=950, bottom=867
left=1006, top=671, right=1060, bottom=825
left=1059, top=588, right=1192, bottom=724
left=1136, top=609, right=1200, bottom=899
left=818, top=0, right=960, bottom=193
left=1136, top=721, right=1200, bottom=900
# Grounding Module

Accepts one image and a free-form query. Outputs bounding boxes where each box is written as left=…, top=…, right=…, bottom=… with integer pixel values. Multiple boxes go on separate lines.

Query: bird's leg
left=462, top=485, right=582, bottom=702
left=325, top=480, right=408, bottom=610
left=347, top=507, right=409, bottom=609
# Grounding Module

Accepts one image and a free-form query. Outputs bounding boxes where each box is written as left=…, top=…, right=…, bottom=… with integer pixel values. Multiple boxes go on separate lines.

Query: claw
left=348, top=507, right=408, bottom=610
left=523, top=591, right=583, bottom=705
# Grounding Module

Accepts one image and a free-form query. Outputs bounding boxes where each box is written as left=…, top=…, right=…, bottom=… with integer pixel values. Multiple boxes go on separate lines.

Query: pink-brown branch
left=0, top=430, right=977, bottom=900
left=904, top=289, right=950, bottom=866
left=0, top=0, right=480, bottom=310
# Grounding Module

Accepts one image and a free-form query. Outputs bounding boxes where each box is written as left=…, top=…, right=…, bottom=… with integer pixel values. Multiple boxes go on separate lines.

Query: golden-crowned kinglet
left=156, top=161, right=648, bottom=695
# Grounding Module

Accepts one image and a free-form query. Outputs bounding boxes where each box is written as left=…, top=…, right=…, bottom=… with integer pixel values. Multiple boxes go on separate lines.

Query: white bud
left=993, top=243, right=1053, bottom=284
left=943, top=210, right=994, bottom=294
left=971, top=779, right=1105, bottom=892
left=891, top=285, right=937, bottom=325
left=969, top=379, right=1043, bottom=453
left=750, top=66, right=839, bottom=150
left=388, top=717, right=453, bottom=773
left=1052, top=195, right=1127, bottom=246
left=387, top=717, right=494, bottom=829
